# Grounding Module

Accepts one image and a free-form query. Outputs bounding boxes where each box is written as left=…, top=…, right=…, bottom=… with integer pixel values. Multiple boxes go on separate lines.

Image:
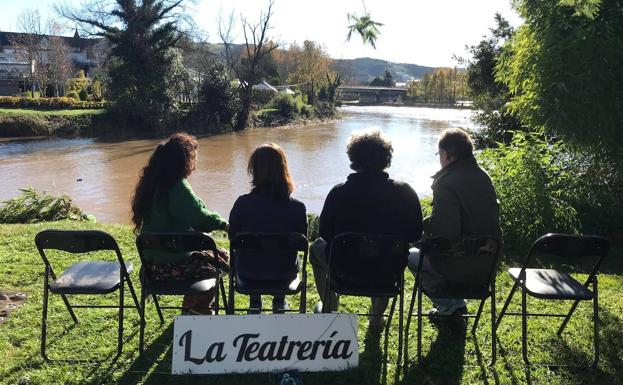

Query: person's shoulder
left=170, top=178, right=193, bottom=195
left=288, top=195, right=307, bottom=209
left=389, top=178, right=419, bottom=196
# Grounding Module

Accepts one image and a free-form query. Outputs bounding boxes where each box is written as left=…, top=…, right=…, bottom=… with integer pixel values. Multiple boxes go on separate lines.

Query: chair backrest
left=524, top=233, right=609, bottom=276
left=230, top=232, right=308, bottom=280
left=328, top=232, right=409, bottom=286
left=420, top=235, right=501, bottom=286
left=529, top=233, right=609, bottom=260
left=35, top=230, right=124, bottom=269
left=135, top=232, right=217, bottom=262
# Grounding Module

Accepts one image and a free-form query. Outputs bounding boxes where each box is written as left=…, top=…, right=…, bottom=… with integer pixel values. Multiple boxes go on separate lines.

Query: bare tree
left=46, top=22, right=73, bottom=97
left=10, top=10, right=43, bottom=97
left=218, top=0, right=277, bottom=130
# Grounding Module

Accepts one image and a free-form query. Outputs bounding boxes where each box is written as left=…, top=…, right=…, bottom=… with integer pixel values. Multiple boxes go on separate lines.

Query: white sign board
left=172, top=313, right=359, bottom=374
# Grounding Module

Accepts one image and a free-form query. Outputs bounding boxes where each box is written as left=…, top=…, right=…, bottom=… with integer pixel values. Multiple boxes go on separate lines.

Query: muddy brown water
left=0, top=106, right=476, bottom=224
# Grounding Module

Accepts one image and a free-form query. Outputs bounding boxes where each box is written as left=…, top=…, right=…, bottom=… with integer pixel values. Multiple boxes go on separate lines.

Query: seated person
left=311, top=129, right=423, bottom=331
left=408, top=128, right=502, bottom=323
left=132, top=133, right=230, bottom=315
left=229, top=143, right=307, bottom=314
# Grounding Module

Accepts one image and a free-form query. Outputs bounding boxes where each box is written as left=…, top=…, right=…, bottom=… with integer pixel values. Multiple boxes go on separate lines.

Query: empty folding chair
left=325, top=232, right=409, bottom=371
left=135, top=232, right=228, bottom=355
left=404, top=236, right=501, bottom=368
left=228, top=232, right=308, bottom=314
left=36, top=229, right=140, bottom=362
left=496, top=233, right=609, bottom=367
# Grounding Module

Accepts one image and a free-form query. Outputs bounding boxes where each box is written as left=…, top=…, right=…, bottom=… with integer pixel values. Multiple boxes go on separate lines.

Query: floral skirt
left=145, top=249, right=230, bottom=281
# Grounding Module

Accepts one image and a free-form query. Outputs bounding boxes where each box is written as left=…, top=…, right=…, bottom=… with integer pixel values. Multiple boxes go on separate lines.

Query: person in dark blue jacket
left=229, top=143, right=307, bottom=313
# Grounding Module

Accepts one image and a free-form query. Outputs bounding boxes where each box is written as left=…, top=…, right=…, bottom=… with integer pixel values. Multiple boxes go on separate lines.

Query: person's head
left=248, top=143, right=294, bottom=200
left=437, top=128, right=474, bottom=168
left=131, top=132, right=198, bottom=231
left=347, top=129, right=393, bottom=172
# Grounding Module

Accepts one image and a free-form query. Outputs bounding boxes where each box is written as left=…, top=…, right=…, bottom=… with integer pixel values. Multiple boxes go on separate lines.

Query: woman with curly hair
left=132, top=132, right=229, bottom=314
left=229, top=143, right=307, bottom=314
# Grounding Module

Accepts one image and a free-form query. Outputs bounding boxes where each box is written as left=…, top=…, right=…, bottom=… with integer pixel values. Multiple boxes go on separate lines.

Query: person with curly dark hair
left=131, top=132, right=229, bottom=314
left=228, top=143, right=307, bottom=314
left=310, top=129, right=423, bottom=332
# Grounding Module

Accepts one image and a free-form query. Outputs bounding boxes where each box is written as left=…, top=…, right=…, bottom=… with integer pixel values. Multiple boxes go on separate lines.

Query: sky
left=0, top=0, right=522, bottom=67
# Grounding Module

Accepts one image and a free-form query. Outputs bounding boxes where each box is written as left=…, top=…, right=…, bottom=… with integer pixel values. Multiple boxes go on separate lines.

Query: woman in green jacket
left=131, top=132, right=229, bottom=314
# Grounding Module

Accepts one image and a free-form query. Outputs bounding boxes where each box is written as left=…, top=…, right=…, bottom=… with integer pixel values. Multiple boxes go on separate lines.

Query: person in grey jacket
left=409, top=128, right=501, bottom=323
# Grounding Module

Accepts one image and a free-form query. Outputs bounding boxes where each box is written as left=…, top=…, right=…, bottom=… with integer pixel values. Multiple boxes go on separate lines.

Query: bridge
left=338, top=86, right=407, bottom=104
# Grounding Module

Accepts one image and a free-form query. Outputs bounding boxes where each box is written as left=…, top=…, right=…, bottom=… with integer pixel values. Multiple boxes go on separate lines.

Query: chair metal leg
left=417, top=281, right=423, bottom=365
left=591, top=276, right=599, bottom=368
left=228, top=273, right=235, bottom=314
left=114, top=278, right=125, bottom=361
left=491, top=280, right=497, bottom=366
left=300, top=270, right=307, bottom=314
left=41, top=271, right=50, bottom=361
left=495, top=280, right=519, bottom=329
left=125, top=275, right=141, bottom=314
left=471, top=299, right=486, bottom=334
left=521, top=287, right=530, bottom=365
left=397, top=284, right=404, bottom=371
left=214, top=273, right=221, bottom=315
left=403, top=284, right=417, bottom=374
left=219, top=277, right=228, bottom=313
left=139, top=286, right=146, bottom=356
left=152, top=294, right=164, bottom=324
left=382, top=295, right=397, bottom=383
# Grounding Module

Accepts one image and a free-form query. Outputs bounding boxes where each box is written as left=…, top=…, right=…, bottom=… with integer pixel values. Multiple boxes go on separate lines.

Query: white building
left=0, top=30, right=106, bottom=96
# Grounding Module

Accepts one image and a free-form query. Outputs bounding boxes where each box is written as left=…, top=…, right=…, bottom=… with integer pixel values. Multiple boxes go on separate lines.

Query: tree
left=369, top=69, right=395, bottom=87
left=288, top=40, right=331, bottom=105
left=10, top=10, right=43, bottom=97
left=60, top=0, right=185, bottom=129
left=496, top=0, right=623, bottom=160
left=195, top=63, right=240, bottom=130
left=46, top=22, right=73, bottom=97
left=464, top=14, right=521, bottom=146
left=346, top=1, right=383, bottom=49
left=219, top=0, right=277, bottom=130
left=326, top=72, right=342, bottom=105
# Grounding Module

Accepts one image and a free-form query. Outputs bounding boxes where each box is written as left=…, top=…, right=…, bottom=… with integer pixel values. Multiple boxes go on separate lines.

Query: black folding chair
left=404, top=236, right=502, bottom=368
left=324, top=232, right=409, bottom=372
left=228, top=232, right=308, bottom=314
left=135, top=232, right=228, bottom=355
left=35, top=229, right=140, bottom=363
left=496, top=233, right=609, bottom=367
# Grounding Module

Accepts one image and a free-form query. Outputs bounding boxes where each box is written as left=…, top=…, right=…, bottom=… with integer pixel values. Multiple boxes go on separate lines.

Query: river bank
left=0, top=105, right=341, bottom=138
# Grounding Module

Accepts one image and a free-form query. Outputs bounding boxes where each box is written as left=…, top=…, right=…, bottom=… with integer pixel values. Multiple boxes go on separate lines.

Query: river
left=0, top=106, right=476, bottom=224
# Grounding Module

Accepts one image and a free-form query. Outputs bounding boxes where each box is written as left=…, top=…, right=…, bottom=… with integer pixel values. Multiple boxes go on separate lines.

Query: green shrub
left=420, top=196, right=433, bottom=218
left=307, top=213, right=319, bottom=241
left=252, top=88, right=277, bottom=107
left=0, top=187, right=90, bottom=224
left=271, top=93, right=299, bottom=119
left=195, top=63, right=240, bottom=131
left=79, top=89, right=88, bottom=101
left=0, top=96, right=108, bottom=110
left=478, top=132, right=582, bottom=250
left=300, top=104, right=314, bottom=118
left=66, top=91, right=80, bottom=100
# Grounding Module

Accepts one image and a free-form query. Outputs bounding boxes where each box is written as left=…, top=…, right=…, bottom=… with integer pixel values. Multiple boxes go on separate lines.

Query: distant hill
left=334, top=57, right=435, bottom=85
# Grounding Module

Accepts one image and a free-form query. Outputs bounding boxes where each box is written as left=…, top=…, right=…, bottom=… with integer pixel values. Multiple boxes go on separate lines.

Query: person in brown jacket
left=408, top=128, right=502, bottom=323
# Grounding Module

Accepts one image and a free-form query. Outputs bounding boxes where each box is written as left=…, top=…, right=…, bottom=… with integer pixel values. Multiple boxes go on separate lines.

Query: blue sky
left=0, top=0, right=522, bottom=67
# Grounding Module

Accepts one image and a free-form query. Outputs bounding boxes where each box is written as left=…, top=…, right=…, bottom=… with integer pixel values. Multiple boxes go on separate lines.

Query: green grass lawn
left=0, top=108, right=106, bottom=117
left=1, top=221, right=622, bottom=385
